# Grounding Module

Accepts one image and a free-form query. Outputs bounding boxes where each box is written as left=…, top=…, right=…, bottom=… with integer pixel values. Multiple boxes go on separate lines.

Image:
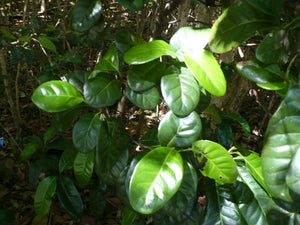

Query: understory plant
left=16, top=0, right=300, bottom=224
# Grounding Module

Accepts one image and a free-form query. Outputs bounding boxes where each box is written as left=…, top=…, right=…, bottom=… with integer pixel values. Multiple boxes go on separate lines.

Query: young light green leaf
left=93, top=44, right=120, bottom=76
left=37, top=36, right=57, bottom=54
left=262, top=86, right=300, bottom=202
left=170, top=27, right=210, bottom=61
left=161, top=67, right=200, bottom=117
left=121, top=207, right=137, bottom=225
left=124, top=40, right=176, bottom=65
left=32, top=81, right=84, bottom=112
left=129, top=147, right=184, bottom=214
left=193, top=140, right=238, bottom=183
left=209, top=1, right=279, bottom=53
left=72, top=113, right=102, bottom=153
left=125, top=86, right=160, bottom=110
left=184, top=50, right=226, bottom=97
left=74, top=150, right=95, bottom=187
left=158, top=111, right=202, bottom=148
left=34, top=176, right=57, bottom=217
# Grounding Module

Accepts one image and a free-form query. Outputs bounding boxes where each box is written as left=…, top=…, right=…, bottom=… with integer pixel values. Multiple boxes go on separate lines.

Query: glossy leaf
left=32, top=81, right=84, bottom=112
left=56, top=175, right=83, bottom=220
left=193, top=140, right=238, bottom=183
left=94, top=44, right=120, bottom=76
left=162, top=162, right=198, bottom=216
left=59, top=149, right=77, bottom=173
left=52, top=104, right=89, bottom=132
left=124, top=40, right=176, bottom=65
left=34, top=176, right=57, bottom=217
left=129, top=147, right=184, bottom=214
left=68, top=70, right=89, bottom=93
left=256, top=30, right=288, bottom=65
left=125, top=86, right=160, bottom=110
left=209, top=1, right=279, bottom=53
left=236, top=61, right=285, bottom=84
left=114, top=30, right=145, bottom=53
left=262, top=86, right=300, bottom=202
left=89, top=180, right=106, bottom=221
left=225, top=113, right=251, bottom=134
left=141, top=128, right=159, bottom=148
left=217, top=121, right=233, bottom=148
left=37, top=36, right=57, bottom=54
left=84, top=74, right=122, bottom=108
left=127, top=61, right=166, bottom=92
left=184, top=50, right=226, bottom=97
left=71, top=0, right=102, bottom=32
left=195, top=87, right=211, bottom=113
left=116, top=0, right=145, bottom=10
left=161, top=67, right=200, bottom=116
left=247, top=0, right=283, bottom=17
left=72, top=113, right=102, bottom=153
left=158, top=111, right=202, bottom=148
left=256, top=81, right=288, bottom=91
left=121, top=207, right=137, bottom=225
left=170, top=27, right=210, bottom=61
left=74, top=150, right=94, bottom=187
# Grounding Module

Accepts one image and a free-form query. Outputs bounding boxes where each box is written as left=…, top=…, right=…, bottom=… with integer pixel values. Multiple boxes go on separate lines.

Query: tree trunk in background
left=178, top=0, right=191, bottom=27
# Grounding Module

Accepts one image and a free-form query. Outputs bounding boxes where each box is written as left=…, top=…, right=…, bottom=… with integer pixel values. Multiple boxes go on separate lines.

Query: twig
left=0, top=124, right=22, bottom=153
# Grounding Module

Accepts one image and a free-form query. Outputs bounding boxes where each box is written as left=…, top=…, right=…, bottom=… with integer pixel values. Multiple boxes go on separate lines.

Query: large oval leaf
left=114, top=30, right=145, bottom=53
left=56, top=175, right=83, bottom=220
left=32, top=81, right=84, bottom=112
left=247, top=0, right=283, bottom=17
left=184, top=50, right=226, bottom=97
left=158, top=111, right=202, bottom=148
left=236, top=61, right=285, bottom=84
left=262, top=86, right=300, bottom=202
left=124, top=40, right=176, bottom=65
left=193, top=140, right=238, bottom=183
left=34, top=176, right=57, bottom=217
left=170, top=27, right=210, bottom=61
left=162, top=161, right=198, bottom=216
left=83, top=74, right=122, bottom=108
left=129, top=147, right=184, bottom=214
left=71, top=0, right=102, bottom=32
left=125, top=86, right=160, bottom=110
left=72, top=113, right=102, bottom=153
left=127, top=61, right=166, bottom=92
left=209, top=1, right=279, bottom=53
left=68, top=70, right=89, bottom=94
left=161, top=66, right=200, bottom=117
left=74, top=150, right=94, bottom=187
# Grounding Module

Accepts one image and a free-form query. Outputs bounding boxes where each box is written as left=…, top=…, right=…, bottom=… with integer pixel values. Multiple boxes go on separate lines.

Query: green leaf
left=193, top=140, right=238, bottom=183
left=124, top=40, right=176, bottom=64
left=141, top=128, right=159, bottom=148
left=209, top=1, right=279, bottom=53
left=72, top=113, right=102, bottom=153
left=116, top=0, right=145, bottom=10
left=184, top=50, right=226, bottom=97
left=10, top=46, right=25, bottom=64
left=262, top=86, right=300, bottom=202
left=114, top=30, right=145, bottom=53
left=194, top=87, right=211, bottom=113
left=19, top=142, right=41, bottom=161
left=127, top=61, right=166, bottom=92
left=71, top=0, right=102, bottom=32
left=74, top=150, right=94, bottom=187
left=125, top=86, right=160, bottom=110
left=43, top=125, right=57, bottom=144
left=236, top=61, right=285, bottom=84
left=89, top=180, right=106, bottom=221
left=161, top=66, right=200, bottom=117
left=162, top=161, right=198, bottom=216
left=59, top=149, right=77, bottom=173
left=83, top=74, right=122, bottom=108
left=225, top=113, right=251, bottom=134
left=170, top=27, right=210, bottom=61
left=256, top=81, right=288, bottom=91
left=121, top=207, right=137, bottom=225
left=52, top=104, right=88, bottom=133
left=68, top=70, right=90, bottom=94
left=93, top=44, right=120, bottom=76
left=247, top=0, right=283, bottom=17
left=158, top=111, right=202, bottom=148
left=34, top=176, right=57, bottom=217
left=37, top=36, right=57, bottom=54
left=32, top=81, right=84, bottom=112
left=56, top=175, right=83, bottom=220
left=129, top=147, right=184, bottom=214
left=0, top=28, right=16, bottom=40
left=255, top=30, right=288, bottom=65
